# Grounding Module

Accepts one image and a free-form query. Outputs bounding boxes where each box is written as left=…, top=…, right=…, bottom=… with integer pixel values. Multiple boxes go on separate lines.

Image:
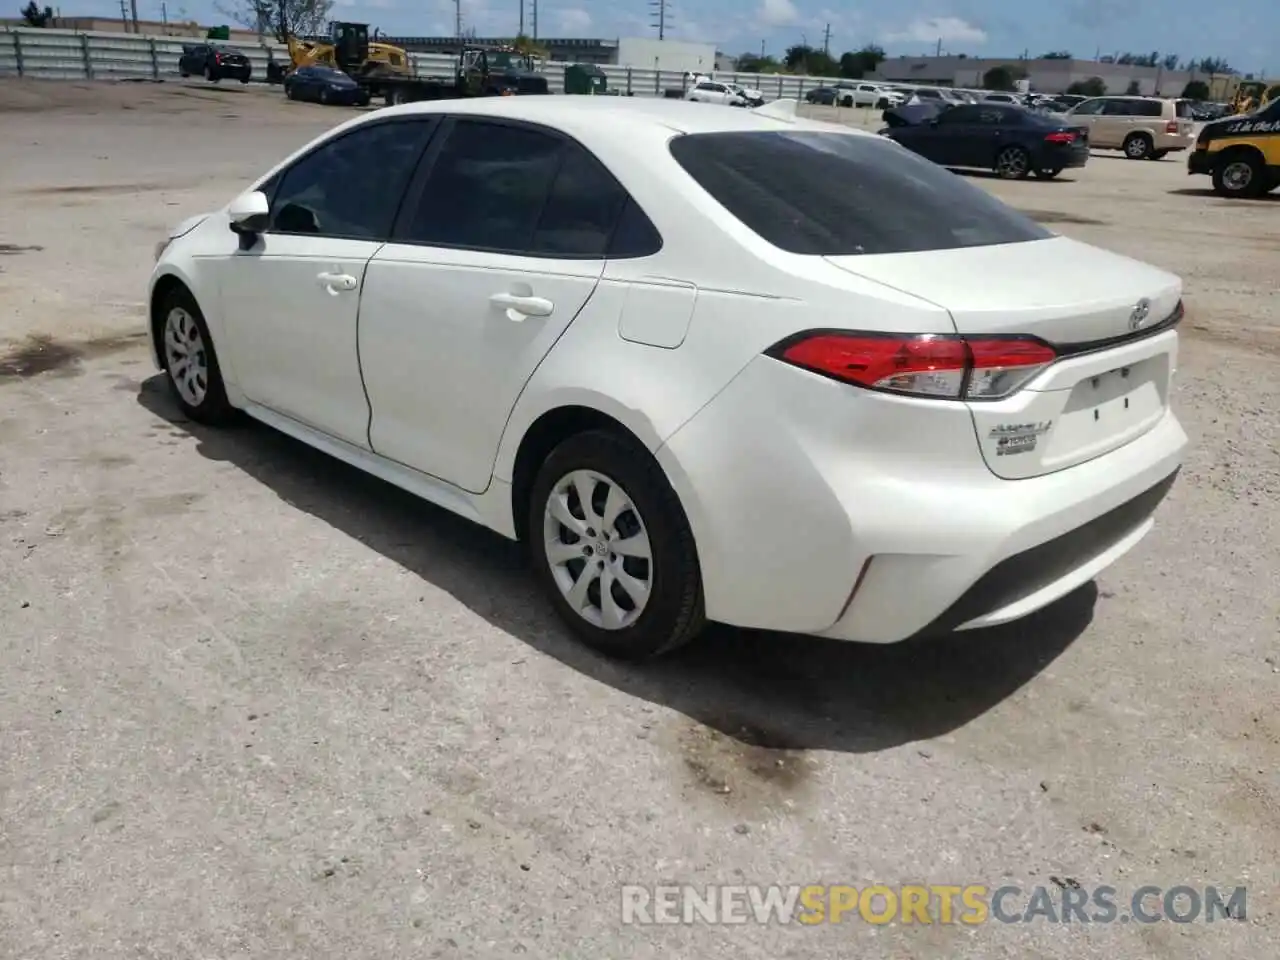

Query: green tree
left=1040, top=50, right=1071, bottom=59
left=1125, top=79, right=1141, bottom=94
left=982, top=65, right=1018, bottom=91
left=18, top=0, right=53, bottom=25
left=736, top=52, right=781, bottom=73
left=214, top=0, right=332, bottom=42
left=1066, top=76, right=1107, bottom=96
left=837, top=44, right=885, bottom=79
left=784, top=44, right=837, bottom=76
left=1161, top=53, right=1179, bottom=70
left=1180, top=79, right=1210, bottom=100
left=1196, top=57, right=1234, bottom=76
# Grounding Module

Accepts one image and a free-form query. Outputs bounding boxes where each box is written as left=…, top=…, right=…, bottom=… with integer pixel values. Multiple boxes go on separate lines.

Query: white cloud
left=553, top=6, right=593, bottom=33
left=884, top=15, right=987, bottom=45
left=757, top=0, right=799, bottom=28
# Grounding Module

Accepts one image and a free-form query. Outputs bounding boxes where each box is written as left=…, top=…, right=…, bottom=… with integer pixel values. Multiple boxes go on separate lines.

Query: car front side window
left=268, top=119, right=436, bottom=240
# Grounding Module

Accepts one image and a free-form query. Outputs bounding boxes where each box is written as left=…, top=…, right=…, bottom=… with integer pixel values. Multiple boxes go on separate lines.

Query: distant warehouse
left=385, top=35, right=717, bottom=74
left=871, top=55, right=1214, bottom=97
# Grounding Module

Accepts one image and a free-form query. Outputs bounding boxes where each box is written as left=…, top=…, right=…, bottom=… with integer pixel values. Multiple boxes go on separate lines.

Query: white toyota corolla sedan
left=148, top=95, right=1187, bottom=660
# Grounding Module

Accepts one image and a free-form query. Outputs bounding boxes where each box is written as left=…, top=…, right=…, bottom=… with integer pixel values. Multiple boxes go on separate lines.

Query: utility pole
left=118, top=0, right=128, bottom=31
left=454, top=0, right=462, bottom=38
left=935, top=37, right=942, bottom=57
left=649, top=0, right=668, bottom=41
left=160, top=0, right=167, bottom=26
left=822, top=22, right=830, bottom=57
left=531, top=0, right=538, bottom=39
left=759, top=39, right=764, bottom=59
left=129, top=0, right=137, bottom=32
left=519, top=0, right=524, bottom=36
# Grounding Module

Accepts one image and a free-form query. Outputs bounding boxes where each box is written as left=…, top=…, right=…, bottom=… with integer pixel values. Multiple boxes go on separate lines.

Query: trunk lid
left=825, top=236, right=1182, bottom=480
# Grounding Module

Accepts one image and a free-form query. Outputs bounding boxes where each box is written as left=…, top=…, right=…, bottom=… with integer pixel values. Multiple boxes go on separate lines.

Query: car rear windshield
left=667, top=130, right=1051, bottom=256
left=1174, top=99, right=1196, bottom=118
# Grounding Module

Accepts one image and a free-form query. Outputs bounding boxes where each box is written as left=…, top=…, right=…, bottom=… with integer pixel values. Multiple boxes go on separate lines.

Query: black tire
left=1212, top=152, right=1267, bottom=198
left=527, top=429, right=705, bottom=660
left=180, top=70, right=189, bottom=78
left=1149, top=149, right=1170, bottom=161
left=994, top=145, right=1032, bottom=179
left=1123, top=132, right=1152, bottom=159
left=239, top=77, right=249, bottom=84
left=157, top=285, right=236, bottom=426
left=320, top=87, right=330, bottom=105
left=285, top=83, right=294, bottom=100
left=204, top=63, right=219, bottom=83
left=841, top=95, right=853, bottom=107
left=1033, top=166, right=1063, bottom=179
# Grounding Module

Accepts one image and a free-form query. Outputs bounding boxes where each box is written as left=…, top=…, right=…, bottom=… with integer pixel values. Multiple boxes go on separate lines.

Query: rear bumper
left=657, top=355, right=1187, bottom=644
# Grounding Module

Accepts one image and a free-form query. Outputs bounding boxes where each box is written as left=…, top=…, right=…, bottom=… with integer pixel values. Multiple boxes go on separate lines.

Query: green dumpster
left=205, top=25, right=230, bottom=40
left=564, top=62, right=607, bottom=95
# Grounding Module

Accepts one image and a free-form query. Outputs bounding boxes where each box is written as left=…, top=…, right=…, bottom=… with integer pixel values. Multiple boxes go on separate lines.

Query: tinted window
left=1175, top=99, right=1195, bottom=118
left=403, top=120, right=564, bottom=252
left=1130, top=99, right=1162, bottom=117
left=532, top=143, right=628, bottom=257
left=668, top=131, right=1050, bottom=256
left=1101, top=99, right=1133, bottom=116
left=1072, top=99, right=1105, bottom=115
left=696, top=82, right=718, bottom=91
left=269, top=120, right=434, bottom=239
left=608, top=198, right=663, bottom=258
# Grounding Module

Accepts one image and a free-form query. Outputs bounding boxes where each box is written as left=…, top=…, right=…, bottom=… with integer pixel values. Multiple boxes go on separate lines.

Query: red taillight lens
left=1165, top=120, right=1178, bottom=133
left=214, top=53, right=223, bottom=64
left=1044, top=131, right=1076, bottom=144
left=769, top=332, right=1056, bottom=401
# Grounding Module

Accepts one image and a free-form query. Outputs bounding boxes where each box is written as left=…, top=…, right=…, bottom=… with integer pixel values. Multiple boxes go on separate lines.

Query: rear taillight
left=1165, top=120, right=1178, bottom=133
left=214, top=53, right=223, bottom=64
left=767, top=332, right=1057, bottom=401
left=1044, top=131, right=1076, bottom=144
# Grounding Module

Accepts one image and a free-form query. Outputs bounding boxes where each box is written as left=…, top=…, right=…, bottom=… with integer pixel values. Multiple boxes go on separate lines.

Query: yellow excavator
left=266, top=21, right=413, bottom=84
left=1229, top=79, right=1280, bottom=114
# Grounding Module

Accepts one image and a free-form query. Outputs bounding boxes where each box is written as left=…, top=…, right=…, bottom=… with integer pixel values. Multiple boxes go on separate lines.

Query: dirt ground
left=1, top=79, right=1278, bottom=959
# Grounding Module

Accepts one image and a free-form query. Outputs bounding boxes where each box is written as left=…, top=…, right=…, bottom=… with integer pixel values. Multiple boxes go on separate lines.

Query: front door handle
left=317, top=271, right=358, bottom=294
left=490, top=292, right=553, bottom=319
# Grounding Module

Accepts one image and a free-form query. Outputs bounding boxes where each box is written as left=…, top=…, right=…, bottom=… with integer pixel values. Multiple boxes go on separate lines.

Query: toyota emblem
left=1128, top=298, right=1151, bottom=331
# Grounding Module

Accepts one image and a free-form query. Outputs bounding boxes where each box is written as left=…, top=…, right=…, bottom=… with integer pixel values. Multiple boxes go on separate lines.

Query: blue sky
left=81, top=0, right=1277, bottom=75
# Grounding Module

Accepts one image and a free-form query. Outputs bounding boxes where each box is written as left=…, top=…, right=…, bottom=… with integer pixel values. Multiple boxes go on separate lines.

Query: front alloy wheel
left=158, top=287, right=235, bottom=425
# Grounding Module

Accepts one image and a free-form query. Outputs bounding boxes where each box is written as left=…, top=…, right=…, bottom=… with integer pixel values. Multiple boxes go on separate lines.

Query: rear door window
left=1175, top=99, right=1196, bottom=118
left=1130, top=99, right=1162, bottom=117
left=668, top=130, right=1050, bottom=256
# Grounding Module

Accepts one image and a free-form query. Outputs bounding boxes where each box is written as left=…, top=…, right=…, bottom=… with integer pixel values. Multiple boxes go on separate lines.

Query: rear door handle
left=317, top=271, right=358, bottom=294
left=490, top=292, right=553, bottom=319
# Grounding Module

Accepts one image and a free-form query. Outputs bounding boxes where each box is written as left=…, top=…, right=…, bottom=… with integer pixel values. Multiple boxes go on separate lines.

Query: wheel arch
left=148, top=270, right=197, bottom=370
left=507, top=403, right=662, bottom=544
left=1214, top=142, right=1267, bottom=167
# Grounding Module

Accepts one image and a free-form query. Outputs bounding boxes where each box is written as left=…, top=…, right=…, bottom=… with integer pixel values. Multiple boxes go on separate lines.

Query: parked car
left=178, top=42, right=251, bottom=83
left=881, top=102, right=1091, bottom=179
left=148, top=97, right=1186, bottom=659
left=685, top=79, right=749, bottom=106
left=1187, top=95, right=1280, bottom=197
left=980, top=92, right=1021, bottom=104
left=283, top=65, right=371, bottom=106
left=1065, top=96, right=1197, bottom=159
left=833, top=81, right=905, bottom=109
left=729, top=83, right=765, bottom=107
left=804, top=86, right=838, bottom=105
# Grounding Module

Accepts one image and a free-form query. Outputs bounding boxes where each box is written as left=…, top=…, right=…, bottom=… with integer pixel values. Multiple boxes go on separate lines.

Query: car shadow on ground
left=137, top=375, right=1095, bottom=754
left=1167, top=187, right=1280, bottom=202
left=954, top=169, right=1078, bottom=183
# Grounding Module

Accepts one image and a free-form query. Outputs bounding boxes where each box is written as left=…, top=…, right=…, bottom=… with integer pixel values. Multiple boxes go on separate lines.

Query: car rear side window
left=1175, top=99, right=1196, bottom=118
left=269, top=119, right=435, bottom=240
left=668, top=130, right=1050, bottom=256
left=1131, top=99, right=1163, bottom=117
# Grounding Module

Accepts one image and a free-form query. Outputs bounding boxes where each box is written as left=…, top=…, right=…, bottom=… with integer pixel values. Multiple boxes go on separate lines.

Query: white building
left=616, top=37, right=717, bottom=74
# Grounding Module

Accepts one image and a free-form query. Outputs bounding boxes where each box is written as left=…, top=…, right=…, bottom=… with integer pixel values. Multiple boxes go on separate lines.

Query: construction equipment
left=564, top=62, right=607, bottom=95
left=378, top=44, right=549, bottom=106
left=266, top=21, right=413, bottom=86
left=1226, top=79, right=1280, bottom=114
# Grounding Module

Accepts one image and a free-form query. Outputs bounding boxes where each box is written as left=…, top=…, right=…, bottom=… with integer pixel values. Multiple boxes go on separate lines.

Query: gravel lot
left=1, top=79, right=1278, bottom=959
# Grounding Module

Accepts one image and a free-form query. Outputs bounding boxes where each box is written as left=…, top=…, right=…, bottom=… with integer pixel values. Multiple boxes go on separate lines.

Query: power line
left=649, top=0, right=669, bottom=40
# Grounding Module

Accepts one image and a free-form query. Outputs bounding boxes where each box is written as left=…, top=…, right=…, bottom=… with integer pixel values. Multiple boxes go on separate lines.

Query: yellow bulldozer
left=266, top=21, right=413, bottom=84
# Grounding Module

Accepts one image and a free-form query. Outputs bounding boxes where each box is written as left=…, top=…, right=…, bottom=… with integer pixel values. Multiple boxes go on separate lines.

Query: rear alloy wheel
left=159, top=288, right=235, bottom=425
left=1033, top=166, right=1063, bottom=179
left=995, top=145, right=1031, bottom=179
left=1212, top=154, right=1267, bottom=198
left=530, top=430, right=704, bottom=660
left=1123, top=133, right=1153, bottom=159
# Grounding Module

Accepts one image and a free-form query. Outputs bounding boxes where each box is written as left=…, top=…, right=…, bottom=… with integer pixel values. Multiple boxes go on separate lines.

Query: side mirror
left=228, top=190, right=270, bottom=236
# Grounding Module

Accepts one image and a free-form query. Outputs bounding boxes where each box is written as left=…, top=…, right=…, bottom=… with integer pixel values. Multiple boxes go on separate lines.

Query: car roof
left=376, top=94, right=880, bottom=140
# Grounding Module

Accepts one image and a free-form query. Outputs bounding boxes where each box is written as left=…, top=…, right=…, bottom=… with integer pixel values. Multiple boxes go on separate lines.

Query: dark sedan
left=804, top=86, right=837, bottom=105
left=283, top=66, right=371, bottom=106
left=880, top=102, right=1090, bottom=179
left=178, top=43, right=251, bottom=83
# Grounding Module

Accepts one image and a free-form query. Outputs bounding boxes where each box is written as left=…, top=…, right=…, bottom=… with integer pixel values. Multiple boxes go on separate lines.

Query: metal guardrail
left=1, top=26, right=841, bottom=100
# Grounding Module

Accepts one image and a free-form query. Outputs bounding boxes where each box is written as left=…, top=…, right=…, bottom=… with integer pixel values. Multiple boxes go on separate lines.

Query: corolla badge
left=1128, top=298, right=1152, bottom=331
left=989, top=421, right=1052, bottom=457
